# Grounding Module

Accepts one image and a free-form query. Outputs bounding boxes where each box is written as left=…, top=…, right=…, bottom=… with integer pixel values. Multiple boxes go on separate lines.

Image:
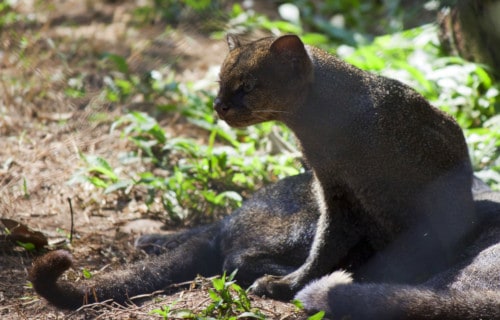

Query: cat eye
left=242, top=80, right=255, bottom=93
left=243, top=82, right=254, bottom=92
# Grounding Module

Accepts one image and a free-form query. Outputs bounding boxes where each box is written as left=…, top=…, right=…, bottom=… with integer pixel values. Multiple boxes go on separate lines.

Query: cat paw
left=295, top=271, right=354, bottom=319
left=251, top=275, right=298, bottom=300
left=294, top=270, right=353, bottom=314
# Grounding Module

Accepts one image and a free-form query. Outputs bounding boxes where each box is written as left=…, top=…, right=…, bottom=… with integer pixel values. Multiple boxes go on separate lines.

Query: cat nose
left=213, top=97, right=229, bottom=116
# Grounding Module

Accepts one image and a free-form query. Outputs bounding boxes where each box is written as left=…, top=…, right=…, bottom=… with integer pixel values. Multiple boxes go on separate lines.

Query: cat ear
left=270, top=35, right=307, bottom=57
left=226, top=34, right=241, bottom=51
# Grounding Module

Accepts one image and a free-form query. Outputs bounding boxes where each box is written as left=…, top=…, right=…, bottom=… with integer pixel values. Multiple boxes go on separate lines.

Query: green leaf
left=87, top=176, right=109, bottom=188
left=184, top=0, right=211, bottom=10
left=261, top=20, right=302, bottom=34
left=307, top=310, right=325, bottom=320
left=208, top=289, right=221, bottom=302
left=292, top=299, right=304, bottom=309
left=88, top=166, right=118, bottom=181
left=228, top=269, right=238, bottom=282
left=170, top=309, right=195, bottom=318
left=212, top=278, right=224, bottom=291
left=214, top=191, right=243, bottom=205
left=231, top=3, right=243, bottom=15
left=102, top=53, right=129, bottom=74
left=82, top=268, right=93, bottom=279
left=475, top=65, right=492, bottom=88
left=85, top=156, right=118, bottom=181
left=16, top=241, right=36, bottom=252
left=104, top=179, right=134, bottom=194
left=301, top=33, right=329, bottom=46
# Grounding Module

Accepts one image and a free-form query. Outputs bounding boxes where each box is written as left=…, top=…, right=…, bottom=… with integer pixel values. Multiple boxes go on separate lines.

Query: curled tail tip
left=29, top=250, right=74, bottom=283
left=29, top=250, right=88, bottom=310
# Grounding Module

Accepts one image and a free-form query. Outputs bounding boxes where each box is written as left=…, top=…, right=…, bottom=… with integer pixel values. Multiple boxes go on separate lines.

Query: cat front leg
left=251, top=197, right=360, bottom=300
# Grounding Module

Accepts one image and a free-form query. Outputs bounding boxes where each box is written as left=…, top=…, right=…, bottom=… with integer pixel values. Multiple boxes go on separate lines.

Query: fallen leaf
left=1, top=218, right=48, bottom=250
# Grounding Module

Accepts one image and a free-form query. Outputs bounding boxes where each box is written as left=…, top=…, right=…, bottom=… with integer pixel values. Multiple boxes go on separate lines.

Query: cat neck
left=282, top=47, right=378, bottom=179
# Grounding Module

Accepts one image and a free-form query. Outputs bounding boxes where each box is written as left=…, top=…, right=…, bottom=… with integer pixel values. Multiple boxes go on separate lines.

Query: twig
left=74, top=298, right=115, bottom=312
left=0, top=298, right=40, bottom=311
left=67, top=197, right=74, bottom=243
left=128, top=289, right=166, bottom=301
left=167, top=275, right=218, bottom=289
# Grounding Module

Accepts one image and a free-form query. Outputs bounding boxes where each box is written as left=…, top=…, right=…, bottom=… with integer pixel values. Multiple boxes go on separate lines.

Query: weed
left=65, top=75, right=86, bottom=98
left=68, top=153, right=120, bottom=190
left=151, top=271, right=326, bottom=319
left=0, top=1, right=20, bottom=28
left=293, top=299, right=325, bottom=320
left=22, top=177, right=29, bottom=199
left=151, top=271, right=267, bottom=320
left=205, top=270, right=264, bottom=319
left=151, top=301, right=196, bottom=319
left=82, top=268, right=93, bottom=279
left=15, top=241, right=36, bottom=252
left=56, top=228, right=71, bottom=240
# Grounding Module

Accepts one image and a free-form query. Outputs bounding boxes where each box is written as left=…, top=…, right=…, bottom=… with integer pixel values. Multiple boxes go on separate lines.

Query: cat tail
left=29, top=223, right=222, bottom=310
left=295, top=271, right=500, bottom=320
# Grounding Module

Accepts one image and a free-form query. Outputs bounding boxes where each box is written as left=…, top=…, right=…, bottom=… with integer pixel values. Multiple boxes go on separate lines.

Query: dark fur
left=29, top=172, right=319, bottom=309
left=215, top=34, right=478, bottom=299
left=296, top=190, right=500, bottom=319
left=30, top=172, right=500, bottom=319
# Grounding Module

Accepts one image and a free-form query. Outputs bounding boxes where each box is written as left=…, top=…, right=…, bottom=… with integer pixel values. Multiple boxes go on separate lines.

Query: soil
left=0, top=1, right=306, bottom=319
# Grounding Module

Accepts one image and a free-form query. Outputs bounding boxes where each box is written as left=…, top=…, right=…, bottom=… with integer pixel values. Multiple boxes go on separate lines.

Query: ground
left=0, top=1, right=307, bottom=319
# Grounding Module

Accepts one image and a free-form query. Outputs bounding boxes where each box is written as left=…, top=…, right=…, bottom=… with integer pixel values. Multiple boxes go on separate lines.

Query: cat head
left=214, top=34, right=313, bottom=128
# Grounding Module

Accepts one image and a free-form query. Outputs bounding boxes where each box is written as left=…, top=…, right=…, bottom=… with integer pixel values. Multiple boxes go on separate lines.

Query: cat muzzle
left=213, top=97, right=229, bottom=118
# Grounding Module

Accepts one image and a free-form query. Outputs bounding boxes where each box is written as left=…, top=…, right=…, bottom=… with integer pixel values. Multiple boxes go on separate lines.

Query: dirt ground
left=0, top=1, right=307, bottom=319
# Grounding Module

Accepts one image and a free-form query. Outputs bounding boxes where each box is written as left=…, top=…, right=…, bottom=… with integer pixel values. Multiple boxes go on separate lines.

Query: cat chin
left=222, top=117, right=260, bottom=128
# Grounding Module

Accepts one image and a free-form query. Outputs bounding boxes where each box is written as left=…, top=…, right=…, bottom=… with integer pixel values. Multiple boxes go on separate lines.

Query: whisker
left=252, top=110, right=291, bottom=114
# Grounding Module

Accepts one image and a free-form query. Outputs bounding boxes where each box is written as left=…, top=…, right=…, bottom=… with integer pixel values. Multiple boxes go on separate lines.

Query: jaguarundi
left=214, top=34, right=499, bottom=318
left=30, top=35, right=500, bottom=319
left=30, top=173, right=500, bottom=318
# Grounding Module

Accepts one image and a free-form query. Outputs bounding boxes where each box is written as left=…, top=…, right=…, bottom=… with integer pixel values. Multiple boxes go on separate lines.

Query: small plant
left=22, top=176, right=29, bottom=199
left=65, top=75, right=86, bottom=98
left=202, top=270, right=265, bottom=319
left=82, top=268, right=93, bottom=279
left=68, top=153, right=119, bottom=189
left=0, top=1, right=21, bottom=28
left=101, top=53, right=135, bottom=103
left=150, top=301, right=195, bottom=319
left=151, top=271, right=266, bottom=320
left=307, top=311, right=326, bottom=320
left=151, top=272, right=325, bottom=319
left=56, top=227, right=72, bottom=240
left=293, top=299, right=326, bottom=320
left=15, top=241, right=36, bottom=252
